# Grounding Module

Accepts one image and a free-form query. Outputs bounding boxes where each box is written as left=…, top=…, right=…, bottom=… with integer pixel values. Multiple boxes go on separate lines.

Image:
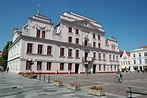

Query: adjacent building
left=7, top=12, right=120, bottom=74
left=130, top=46, right=147, bottom=72
left=120, top=51, right=131, bottom=72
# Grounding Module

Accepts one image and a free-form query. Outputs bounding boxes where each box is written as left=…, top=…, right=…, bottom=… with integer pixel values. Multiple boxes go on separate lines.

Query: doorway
left=93, top=65, right=96, bottom=73
left=75, top=64, right=79, bottom=74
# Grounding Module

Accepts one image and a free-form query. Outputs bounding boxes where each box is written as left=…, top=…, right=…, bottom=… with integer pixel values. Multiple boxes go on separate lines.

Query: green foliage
left=0, top=41, right=12, bottom=70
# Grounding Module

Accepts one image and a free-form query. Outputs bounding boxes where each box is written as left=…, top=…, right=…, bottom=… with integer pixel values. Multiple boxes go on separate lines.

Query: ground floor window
left=37, top=61, right=42, bottom=70
left=103, top=65, right=106, bottom=71
left=99, top=65, right=101, bottom=71
left=68, top=63, right=72, bottom=70
left=47, top=62, right=51, bottom=70
left=60, top=63, right=64, bottom=70
left=26, top=61, right=31, bottom=70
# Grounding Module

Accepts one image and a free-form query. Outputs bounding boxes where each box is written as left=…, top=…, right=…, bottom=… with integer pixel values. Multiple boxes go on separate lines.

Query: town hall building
left=7, top=12, right=120, bottom=74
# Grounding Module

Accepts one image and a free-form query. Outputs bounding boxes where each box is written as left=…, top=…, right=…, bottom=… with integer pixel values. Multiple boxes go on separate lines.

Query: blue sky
left=0, top=0, right=147, bottom=51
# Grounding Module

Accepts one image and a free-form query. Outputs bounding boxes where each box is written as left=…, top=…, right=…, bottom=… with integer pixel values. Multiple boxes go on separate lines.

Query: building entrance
left=93, top=65, right=96, bottom=73
left=75, top=64, right=79, bottom=74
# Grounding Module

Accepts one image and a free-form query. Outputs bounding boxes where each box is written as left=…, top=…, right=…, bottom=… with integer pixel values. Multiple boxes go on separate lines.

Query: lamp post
left=28, top=59, right=34, bottom=73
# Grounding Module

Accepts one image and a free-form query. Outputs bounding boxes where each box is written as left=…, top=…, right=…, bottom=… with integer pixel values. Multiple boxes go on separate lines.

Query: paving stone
left=0, top=72, right=147, bottom=98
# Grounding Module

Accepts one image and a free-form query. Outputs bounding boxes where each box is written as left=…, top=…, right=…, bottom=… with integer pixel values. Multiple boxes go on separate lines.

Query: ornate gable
left=72, top=20, right=98, bottom=30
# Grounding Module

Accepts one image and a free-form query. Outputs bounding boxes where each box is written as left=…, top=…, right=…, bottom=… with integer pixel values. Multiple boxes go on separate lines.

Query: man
left=116, top=69, right=122, bottom=78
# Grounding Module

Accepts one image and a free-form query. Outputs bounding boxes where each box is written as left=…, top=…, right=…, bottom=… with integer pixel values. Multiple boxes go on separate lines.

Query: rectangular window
left=128, top=61, right=130, bottom=65
left=60, top=48, right=64, bottom=56
left=116, top=56, right=118, bottom=61
left=139, top=59, right=142, bottom=64
left=76, top=38, right=79, bottom=44
left=103, top=53, right=106, bottom=61
left=36, top=30, right=40, bottom=38
left=93, top=52, right=96, bottom=59
left=145, top=59, right=147, bottom=64
left=109, top=55, right=111, bottom=61
left=38, top=44, right=43, bottom=54
left=42, top=31, right=45, bottom=39
left=98, top=43, right=101, bottom=48
left=134, top=60, right=136, bottom=64
left=99, top=65, right=101, bottom=71
left=98, top=35, right=101, bottom=40
left=144, top=52, right=147, bottom=56
left=68, top=37, right=72, bottom=42
left=68, top=49, right=72, bottom=57
left=93, top=34, right=95, bottom=38
left=111, top=65, right=113, bottom=71
left=68, top=63, right=72, bottom=70
left=27, top=43, right=33, bottom=53
left=26, top=61, right=32, bottom=70
left=104, top=65, right=106, bottom=71
left=47, top=46, right=52, bottom=55
left=114, top=65, right=116, bottom=71
left=37, top=61, right=42, bottom=70
left=113, top=55, right=115, bottom=61
left=47, top=62, right=51, bottom=70
left=93, top=42, right=96, bottom=47
left=75, top=29, right=79, bottom=34
left=75, top=50, right=79, bottom=58
left=60, top=63, right=64, bottom=70
left=68, top=27, right=72, bottom=32
left=133, top=54, right=135, bottom=57
left=98, top=53, right=101, bottom=60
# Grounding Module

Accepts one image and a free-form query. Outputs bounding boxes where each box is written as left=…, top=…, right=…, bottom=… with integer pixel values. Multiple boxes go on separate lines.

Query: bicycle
left=114, top=75, right=122, bottom=83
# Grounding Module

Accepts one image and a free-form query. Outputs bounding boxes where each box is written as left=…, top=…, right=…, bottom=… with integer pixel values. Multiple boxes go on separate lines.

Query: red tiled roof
left=120, top=51, right=130, bottom=57
left=120, top=51, right=123, bottom=57
left=140, top=46, right=147, bottom=49
left=126, top=52, right=130, bottom=57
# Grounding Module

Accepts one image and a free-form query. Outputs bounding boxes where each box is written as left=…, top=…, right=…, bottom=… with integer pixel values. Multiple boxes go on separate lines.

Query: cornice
left=29, top=17, right=53, bottom=25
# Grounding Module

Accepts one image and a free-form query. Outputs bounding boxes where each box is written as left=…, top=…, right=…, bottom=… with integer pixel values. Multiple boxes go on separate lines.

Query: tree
left=0, top=41, right=12, bottom=70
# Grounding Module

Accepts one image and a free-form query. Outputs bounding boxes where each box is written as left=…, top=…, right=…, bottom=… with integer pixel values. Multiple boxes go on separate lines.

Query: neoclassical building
left=130, top=46, right=147, bottom=72
left=7, top=12, right=120, bottom=74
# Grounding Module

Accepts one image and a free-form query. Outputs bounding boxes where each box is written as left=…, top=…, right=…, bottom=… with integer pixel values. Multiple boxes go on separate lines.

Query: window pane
left=36, top=30, right=40, bottom=38
left=27, top=43, right=33, bottom=53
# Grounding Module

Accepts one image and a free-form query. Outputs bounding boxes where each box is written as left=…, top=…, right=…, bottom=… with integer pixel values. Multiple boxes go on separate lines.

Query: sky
left=0, top=0, right=147, bottom=51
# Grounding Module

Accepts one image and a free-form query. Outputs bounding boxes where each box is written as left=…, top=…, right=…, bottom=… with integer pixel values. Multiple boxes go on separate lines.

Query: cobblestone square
left=0, top=72, right=147, bottom=98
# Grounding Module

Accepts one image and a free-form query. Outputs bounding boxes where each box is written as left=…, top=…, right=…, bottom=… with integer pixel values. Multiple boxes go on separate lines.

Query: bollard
left=39, top=73, right=41, bottom=80
left=44, top=75, right=45, bottom=82
left=126, top=87, right=132, bottom=98
left=48, top=76, right=50, bottom=83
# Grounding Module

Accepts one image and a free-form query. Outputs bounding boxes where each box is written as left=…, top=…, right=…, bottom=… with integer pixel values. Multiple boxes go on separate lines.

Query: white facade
left=7, top=12, right=120, bottom=74
left=130, top=46, right=147, bottom=72
left=119, top=51, right=132, bottom=72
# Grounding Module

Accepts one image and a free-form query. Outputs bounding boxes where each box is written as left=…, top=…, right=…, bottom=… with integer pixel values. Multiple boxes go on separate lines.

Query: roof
left=120, top=51, right=123, bottom=57
left=120, top=51, right=130, bottom=57
left=126, top=52, right=130, bottom=57
left=140, top=46, right=147, bottom=49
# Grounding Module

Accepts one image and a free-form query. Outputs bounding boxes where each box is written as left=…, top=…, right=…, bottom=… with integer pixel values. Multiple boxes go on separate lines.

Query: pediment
left=23, top=23, right=29, bottom=30
left=73, top=20, right=98, bottom=30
